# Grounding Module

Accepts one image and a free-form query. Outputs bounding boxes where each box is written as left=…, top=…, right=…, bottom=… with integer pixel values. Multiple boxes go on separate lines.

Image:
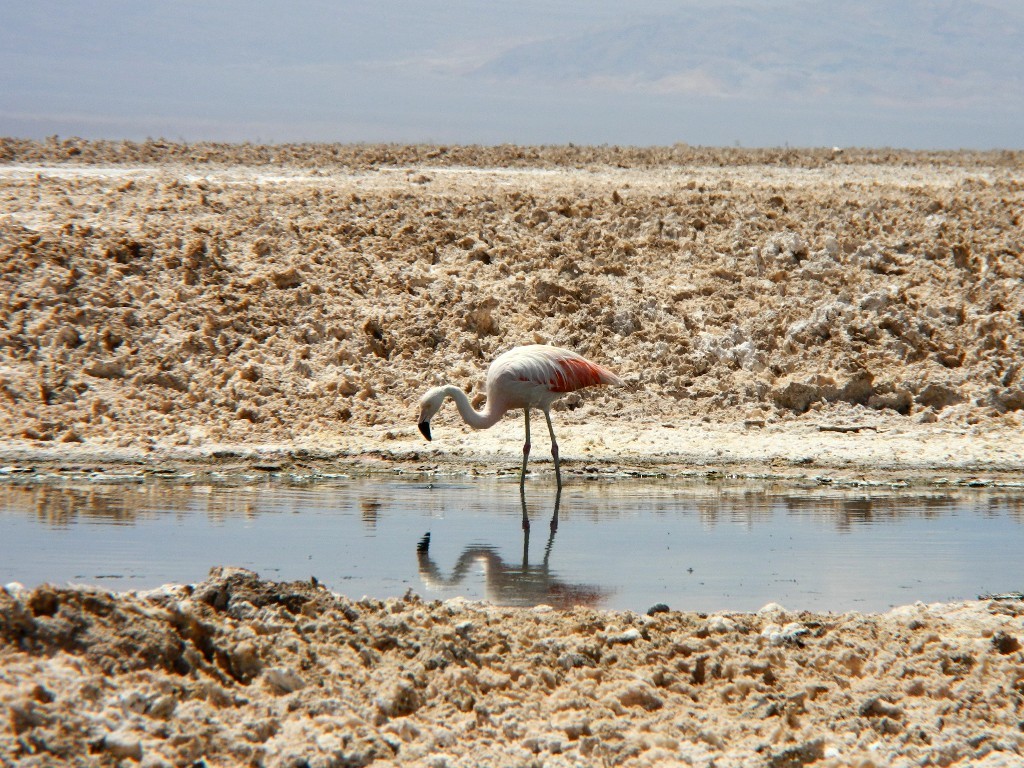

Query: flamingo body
left=484, top=345, right=622, bottom=410
left=417, top=345, right=622, bottom=487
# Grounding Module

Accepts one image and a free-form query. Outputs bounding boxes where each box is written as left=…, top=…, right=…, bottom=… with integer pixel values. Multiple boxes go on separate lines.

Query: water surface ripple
left=2, top=476, right=1022, bottom=613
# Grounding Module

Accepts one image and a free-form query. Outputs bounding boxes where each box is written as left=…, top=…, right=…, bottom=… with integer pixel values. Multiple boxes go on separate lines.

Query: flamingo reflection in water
left=416, top=488, right=608, bottom=609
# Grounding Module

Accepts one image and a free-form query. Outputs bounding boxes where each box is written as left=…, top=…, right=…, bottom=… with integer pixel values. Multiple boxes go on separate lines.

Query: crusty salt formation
left=1, top=140, right=1021, bottom=462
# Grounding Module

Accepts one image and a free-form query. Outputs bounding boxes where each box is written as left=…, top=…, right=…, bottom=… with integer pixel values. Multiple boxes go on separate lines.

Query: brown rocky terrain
left=0, top=138, right=1022, bottom=475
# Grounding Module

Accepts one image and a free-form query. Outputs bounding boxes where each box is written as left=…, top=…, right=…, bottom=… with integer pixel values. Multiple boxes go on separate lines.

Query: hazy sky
left=2, top=0, right=1022, bottom=148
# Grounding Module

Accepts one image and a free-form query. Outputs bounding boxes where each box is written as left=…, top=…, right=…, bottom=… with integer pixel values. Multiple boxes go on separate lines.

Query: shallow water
left=2, top=475, right=1023, bottom=613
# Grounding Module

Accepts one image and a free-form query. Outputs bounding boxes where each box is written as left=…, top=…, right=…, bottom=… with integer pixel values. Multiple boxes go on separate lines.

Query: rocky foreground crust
left=2, top=568, right=1023, bottom=767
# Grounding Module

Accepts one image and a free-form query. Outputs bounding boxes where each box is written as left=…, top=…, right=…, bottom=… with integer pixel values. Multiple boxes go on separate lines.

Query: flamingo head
left=417, top=386, right=447, bottom=441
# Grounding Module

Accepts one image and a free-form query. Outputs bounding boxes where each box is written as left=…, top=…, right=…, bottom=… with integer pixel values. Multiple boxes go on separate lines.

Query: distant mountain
left=2, top=0, right=1021, bottom=146
left=472, top=0, right=1024, bottom=108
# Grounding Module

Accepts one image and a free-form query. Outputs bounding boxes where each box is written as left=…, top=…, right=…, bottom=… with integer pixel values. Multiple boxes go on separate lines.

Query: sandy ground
left=2, top=138, right=1024, bottom=766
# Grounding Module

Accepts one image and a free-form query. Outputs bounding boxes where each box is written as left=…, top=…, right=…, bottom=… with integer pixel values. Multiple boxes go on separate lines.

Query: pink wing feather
left=548, top=354, right=621, bottom=392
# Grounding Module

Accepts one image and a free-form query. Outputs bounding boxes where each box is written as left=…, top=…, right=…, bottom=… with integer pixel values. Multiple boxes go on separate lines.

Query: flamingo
left=416, top=344, right=623, bottom=488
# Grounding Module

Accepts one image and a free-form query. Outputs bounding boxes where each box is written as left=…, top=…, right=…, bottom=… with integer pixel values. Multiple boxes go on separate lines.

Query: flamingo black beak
left=418, top=421, right=432, bottom=441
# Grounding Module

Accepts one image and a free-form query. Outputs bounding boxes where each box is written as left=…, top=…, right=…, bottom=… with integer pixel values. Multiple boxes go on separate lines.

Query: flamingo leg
left=519, top=482, right=531, bottom=535
left=549, top=484, right=561, bottom=534
left=543, top=408, right=562, bottom=490
left=520, top=408, right=531, bottom=492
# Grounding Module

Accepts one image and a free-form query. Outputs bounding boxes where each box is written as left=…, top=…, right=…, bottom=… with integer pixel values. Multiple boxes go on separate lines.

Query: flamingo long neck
left=442, top=385, right=506, bottom=430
